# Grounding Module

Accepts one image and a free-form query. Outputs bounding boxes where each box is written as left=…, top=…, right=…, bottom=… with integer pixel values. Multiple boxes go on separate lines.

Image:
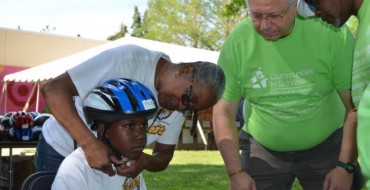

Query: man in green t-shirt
left=212, top=0, right=363, bottom=189
left=302, top=0, right=370, bottom=188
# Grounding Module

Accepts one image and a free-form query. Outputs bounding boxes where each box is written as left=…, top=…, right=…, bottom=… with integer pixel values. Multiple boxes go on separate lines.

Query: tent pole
left=36, top=81, right=40, bottom=112
left=23, top=81, right=38, bottom=112
left=0, top=81, right=7, bottom=114
left=5, top=82, right=7, bottom=114
left=197, top=121, right=208, bottom=150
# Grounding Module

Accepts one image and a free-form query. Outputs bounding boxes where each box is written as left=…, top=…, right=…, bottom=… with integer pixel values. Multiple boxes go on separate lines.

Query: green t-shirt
left=218, top=17, right=354, bottom=151
left=355, top=0, right=370, bottom=187
left=352, top=0, right=370, bottom=108
left=358, top=85, right=370, bottom=189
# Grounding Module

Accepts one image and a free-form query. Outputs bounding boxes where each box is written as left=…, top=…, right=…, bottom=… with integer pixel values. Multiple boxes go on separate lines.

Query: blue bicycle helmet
left=33, top=113, right=52, bottom=140
left=1, top=111, right=16, bottom=140
left=9, top=111, right=35, bottom=141
left=83, top=78, right=158, bottom=124
left=1, top=111, right=15, bottom=129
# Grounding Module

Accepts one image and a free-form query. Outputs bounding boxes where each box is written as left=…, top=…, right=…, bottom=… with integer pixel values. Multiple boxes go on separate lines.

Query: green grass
left=143, top=149, right=305, bottom=190
left=143, top=149, right=368, bottom=190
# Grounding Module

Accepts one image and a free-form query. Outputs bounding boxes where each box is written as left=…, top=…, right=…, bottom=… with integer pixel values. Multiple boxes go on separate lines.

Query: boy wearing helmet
left=36, top=44, right=225, bottom=178
left=52, top=78, right=158, bottom=190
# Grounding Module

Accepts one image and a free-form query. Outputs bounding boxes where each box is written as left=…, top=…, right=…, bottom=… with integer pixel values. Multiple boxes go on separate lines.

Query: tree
left=106, top=0, right=247, bottom=49
left=223, top=0, right=246, bottom=17
left=107, top=23, right=128, bottom=40
left=141, top=0, right=246, bottom=51
left=131, top=6, right=144, bottom=37
left=107, top=6, right=143, bottom=40
left=216, top=0, right=248, bottom=42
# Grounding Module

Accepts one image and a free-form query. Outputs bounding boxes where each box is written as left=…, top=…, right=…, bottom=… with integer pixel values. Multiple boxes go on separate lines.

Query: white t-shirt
left=52, top=148, right=146, bottom=190
left=297, top=0, right=315, bottom=17
left=42, top=44, right=185, bottom=157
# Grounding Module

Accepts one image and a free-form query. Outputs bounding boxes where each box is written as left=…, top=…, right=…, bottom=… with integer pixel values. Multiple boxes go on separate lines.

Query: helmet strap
left=101, top=123, right=110, bottom=144
left=100, top=123, right=124, bottom=163
left=148, top=108, right=163, bottom=129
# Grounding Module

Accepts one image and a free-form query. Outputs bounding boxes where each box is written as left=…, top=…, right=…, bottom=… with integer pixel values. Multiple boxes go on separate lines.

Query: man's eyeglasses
left=249, top=8, right=290, bottom=23
left=181, top=73, right=198, bottom=136
left=181, top=74, right=195, bottom=117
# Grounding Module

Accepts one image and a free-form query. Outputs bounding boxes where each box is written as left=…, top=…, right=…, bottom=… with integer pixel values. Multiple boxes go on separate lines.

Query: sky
left=0, top=0, right=149, bottom=40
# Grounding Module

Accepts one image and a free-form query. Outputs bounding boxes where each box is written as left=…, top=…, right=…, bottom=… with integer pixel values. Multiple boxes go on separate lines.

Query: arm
left=323, top=90, right=358, bottom=190
left=212, top=99, right=256, bottom=190
left=116, top=142, right=175, bottom=177
left=145, top=142, right=175, bottom=171
left=337, top=90, right=358, bottom=163
left=42, top=72, right=119, bottom=176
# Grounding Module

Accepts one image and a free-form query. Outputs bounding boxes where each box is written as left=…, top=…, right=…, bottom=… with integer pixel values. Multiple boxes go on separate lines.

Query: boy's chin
left=124, top=151, right=142, bottom=160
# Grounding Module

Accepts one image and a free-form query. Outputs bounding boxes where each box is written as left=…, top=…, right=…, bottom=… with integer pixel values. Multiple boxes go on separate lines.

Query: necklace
left=155, top=60, right=169, bottom=90
left=148, top=108, right=163, bottom=129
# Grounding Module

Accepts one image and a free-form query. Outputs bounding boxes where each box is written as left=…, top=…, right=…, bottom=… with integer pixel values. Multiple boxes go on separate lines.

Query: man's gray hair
left=186, top=61, right=225, bottom=102
left=246, top=0, right=297, bottom=12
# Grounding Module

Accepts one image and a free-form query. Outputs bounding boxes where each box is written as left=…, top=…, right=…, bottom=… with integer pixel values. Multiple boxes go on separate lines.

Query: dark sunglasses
left=181, top=82, right=193, bottom=117
left=181, top=74, right=195, bottom=117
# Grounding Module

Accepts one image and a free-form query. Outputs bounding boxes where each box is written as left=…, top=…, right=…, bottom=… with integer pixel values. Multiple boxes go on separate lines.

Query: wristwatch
left=336, top=161, right=357, bottom=173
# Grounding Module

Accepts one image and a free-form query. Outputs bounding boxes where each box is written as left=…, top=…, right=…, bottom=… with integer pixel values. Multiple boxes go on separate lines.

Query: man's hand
left=83, top=139, right=118, bottom=176
left=115, top=152, right=150, bottom=178
left=323, top=167, right=353, bottom=190
left=230, top=172, right=257, bottom=190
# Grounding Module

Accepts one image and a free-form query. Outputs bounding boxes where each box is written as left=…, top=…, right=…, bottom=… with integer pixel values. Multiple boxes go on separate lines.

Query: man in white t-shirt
left=36, top=44, right=225, bottom=179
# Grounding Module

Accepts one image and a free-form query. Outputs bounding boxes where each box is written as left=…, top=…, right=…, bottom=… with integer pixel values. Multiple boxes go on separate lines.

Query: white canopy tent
left=3, top=36, right=220, bottom=83
left=1, top=36, right=220, bottom=112
left=1, top=36, right=220, bottom=147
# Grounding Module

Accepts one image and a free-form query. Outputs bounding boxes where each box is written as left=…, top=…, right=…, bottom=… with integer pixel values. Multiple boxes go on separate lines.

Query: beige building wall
left=0, top=27, right=106, bottom=67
